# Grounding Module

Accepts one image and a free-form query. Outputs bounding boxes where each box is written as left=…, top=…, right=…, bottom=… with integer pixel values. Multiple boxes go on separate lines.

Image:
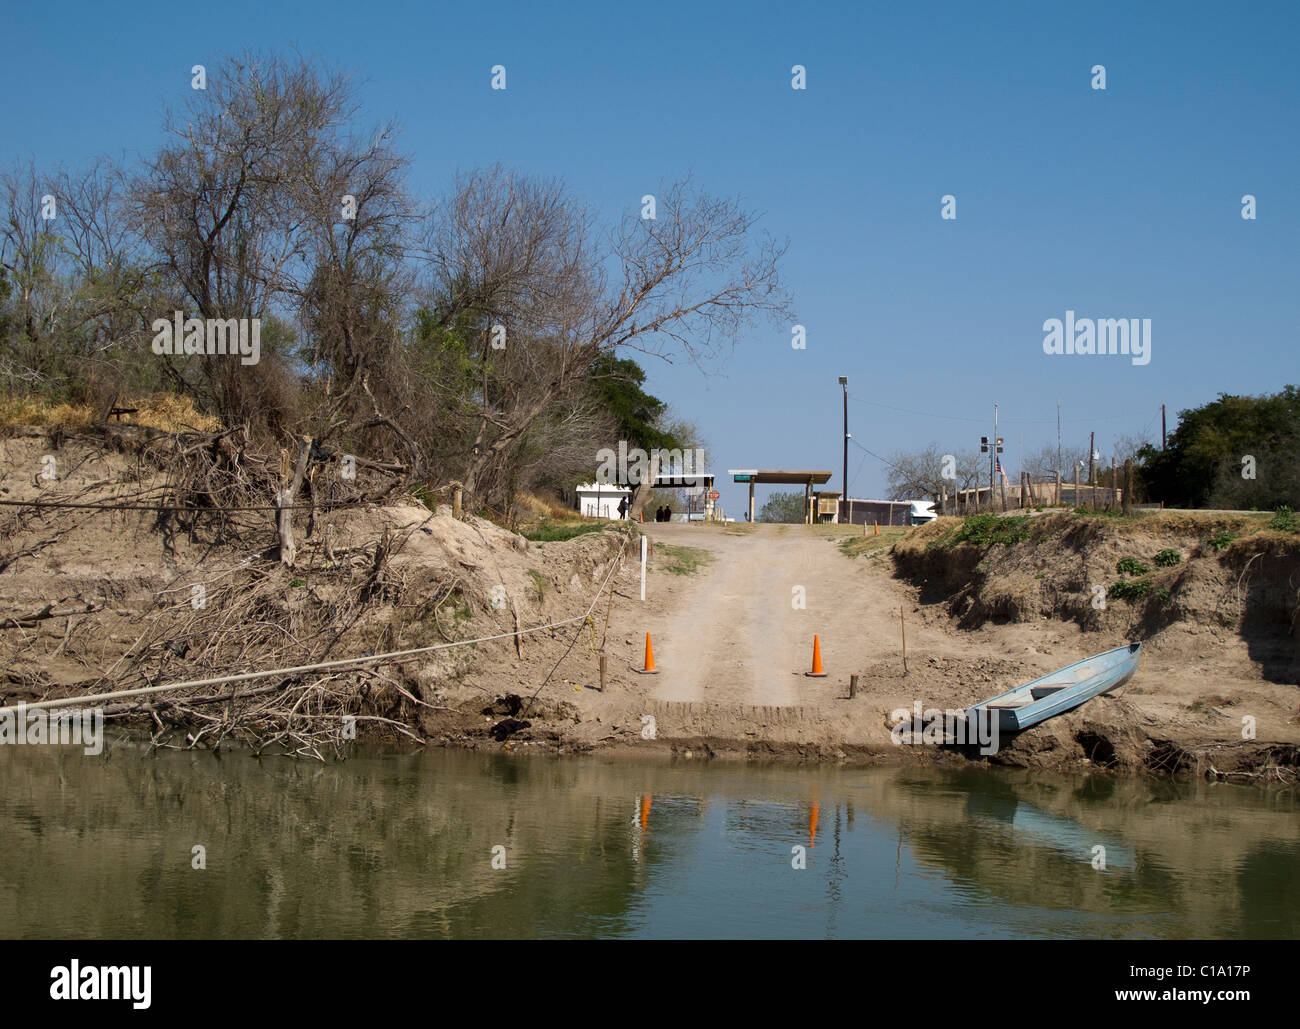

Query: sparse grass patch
left=839, top=527, right=907, bottom=558
left=526, top=569, right=548, bottom=601
left=1072, top=506, right=1130, bottom=519
left=519, top=519, right=608, bottom=542
left=656, top=543, right=713, bottom=576
left=1116, top=556, right=1150, bottom=575
left=1153, top=548, right=1182, bottom=567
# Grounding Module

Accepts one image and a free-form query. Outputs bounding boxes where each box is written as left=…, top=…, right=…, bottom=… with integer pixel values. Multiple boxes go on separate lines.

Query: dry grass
left=514, top=491, right=580, bottom=522
left=0, top=393, right=221, bottom=433
left=839, top=525, right=909, bottom=558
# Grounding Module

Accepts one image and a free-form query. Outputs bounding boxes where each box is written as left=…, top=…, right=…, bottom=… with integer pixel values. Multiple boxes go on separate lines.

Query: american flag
left=995, top=456, right=1011, bottom=487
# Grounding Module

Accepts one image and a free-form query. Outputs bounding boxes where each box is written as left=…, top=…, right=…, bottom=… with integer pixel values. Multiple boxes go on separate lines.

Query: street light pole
left=839, top=376, right=849, bottom=523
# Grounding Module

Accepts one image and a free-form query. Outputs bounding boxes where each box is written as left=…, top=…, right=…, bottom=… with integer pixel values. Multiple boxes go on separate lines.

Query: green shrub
left=1153, top=548, right=1182, bottom=567
left=1108, top=578, right=1152, bottom=600
left=952, top=514, right=1031, bottom=546
left=1116, top=556, right=1150, bottom=575
left=1205, top=530, right=1236, bottom=553
left=1270, top=506, right=1300, bottom=531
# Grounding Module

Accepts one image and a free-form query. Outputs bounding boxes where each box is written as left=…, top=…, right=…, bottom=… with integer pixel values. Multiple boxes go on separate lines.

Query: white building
left=574, top=482, right=632, bottom=520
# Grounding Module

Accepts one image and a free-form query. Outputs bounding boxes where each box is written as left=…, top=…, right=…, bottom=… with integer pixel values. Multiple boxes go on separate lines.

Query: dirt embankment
left=890, top=513, right=1300, bottom=777
left=4, top=427, right=1298, bottom=780
left=0, top=428, right=632, bottom=755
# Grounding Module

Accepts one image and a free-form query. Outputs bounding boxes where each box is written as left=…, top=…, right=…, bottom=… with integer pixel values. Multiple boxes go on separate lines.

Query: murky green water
left=1, top=744, right=1296, bottom=939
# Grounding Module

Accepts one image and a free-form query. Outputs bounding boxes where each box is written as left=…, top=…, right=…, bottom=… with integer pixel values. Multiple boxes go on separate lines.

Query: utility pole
left=1088, top=430, right=1095, bottom=486
left=981, top=408, right=1003, bottom=512
left=1161, top=404, right=1167, bottom=450
left=839, top=376, right=849, bottom=522
left=991, top=404, right=998, bottom=494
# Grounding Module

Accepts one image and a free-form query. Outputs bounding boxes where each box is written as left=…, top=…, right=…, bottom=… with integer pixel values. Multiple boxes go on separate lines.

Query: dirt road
left=637, top=523, right=897, bottom=706
left=583, top=521, right=1061, bottom=755
left=571, top=519, right=1298, bottom=770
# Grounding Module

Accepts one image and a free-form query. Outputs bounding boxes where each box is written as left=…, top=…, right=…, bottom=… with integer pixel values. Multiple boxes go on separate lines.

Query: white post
left=640, top=535, right=647, bottom=602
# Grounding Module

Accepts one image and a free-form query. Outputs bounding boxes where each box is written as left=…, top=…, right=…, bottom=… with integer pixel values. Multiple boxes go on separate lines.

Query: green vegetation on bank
left=929, top=513, right=1032, bottom=548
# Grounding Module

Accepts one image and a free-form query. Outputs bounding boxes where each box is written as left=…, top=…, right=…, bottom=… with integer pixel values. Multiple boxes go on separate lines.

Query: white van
left=907, top=501, right=938, bottom=525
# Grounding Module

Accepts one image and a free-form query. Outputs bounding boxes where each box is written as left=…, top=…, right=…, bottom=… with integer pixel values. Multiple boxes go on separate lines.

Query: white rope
left=0, top=536, right=629, bottom=715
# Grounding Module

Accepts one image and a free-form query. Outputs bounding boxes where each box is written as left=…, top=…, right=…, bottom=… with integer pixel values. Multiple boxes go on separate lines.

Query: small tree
left=758, top=490, right=807, bottom=523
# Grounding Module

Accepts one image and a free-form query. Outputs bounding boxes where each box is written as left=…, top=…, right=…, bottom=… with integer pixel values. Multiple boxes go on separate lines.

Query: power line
left=846, top=396, right=1135, bottom=426
left=849, top=437, right=908, bottom=476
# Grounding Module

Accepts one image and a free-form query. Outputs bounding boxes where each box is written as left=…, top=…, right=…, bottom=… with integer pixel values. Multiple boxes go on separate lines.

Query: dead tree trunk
left=629, top=449, right=661, bottom=522
left=275, top=436, right=313, bottom=568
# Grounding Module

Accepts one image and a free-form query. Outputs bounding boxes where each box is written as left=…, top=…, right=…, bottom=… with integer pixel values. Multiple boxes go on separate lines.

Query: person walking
left=617, top=495, right=629, bottom=520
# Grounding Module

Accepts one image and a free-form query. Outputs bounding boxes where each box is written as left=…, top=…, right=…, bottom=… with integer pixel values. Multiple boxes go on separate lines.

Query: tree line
left=882, top=386, right=1299, bottom=511
left=0, top=52, right=790, bottom=514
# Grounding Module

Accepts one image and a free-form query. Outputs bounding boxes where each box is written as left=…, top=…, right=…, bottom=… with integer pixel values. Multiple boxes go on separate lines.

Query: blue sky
left=4, top=0, right=1297, bottom=512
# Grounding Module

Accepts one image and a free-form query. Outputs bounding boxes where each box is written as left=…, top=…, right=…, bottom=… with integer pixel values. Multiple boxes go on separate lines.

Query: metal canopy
left=727, top=469, right=836, bottom=523
left=727, top=469, right=833, bottom=485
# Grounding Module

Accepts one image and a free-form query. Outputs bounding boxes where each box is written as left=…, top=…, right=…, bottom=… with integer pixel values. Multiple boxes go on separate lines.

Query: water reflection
left=0, top=744, right=1296, bottom=939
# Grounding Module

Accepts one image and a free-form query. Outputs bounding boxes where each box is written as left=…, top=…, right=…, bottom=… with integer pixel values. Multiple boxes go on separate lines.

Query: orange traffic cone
left=805, top=634, right=828, bottom=677
left=635, top=632, right=660, bottom=674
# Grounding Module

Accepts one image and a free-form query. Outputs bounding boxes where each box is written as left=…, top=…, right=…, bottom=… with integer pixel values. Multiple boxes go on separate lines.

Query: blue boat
left=965, top=642, right=1142, bottom=735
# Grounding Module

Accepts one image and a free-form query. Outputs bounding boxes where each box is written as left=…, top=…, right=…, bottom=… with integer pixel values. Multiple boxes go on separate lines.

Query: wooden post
left=453, top=485, right=463, bottom=519
left=900, top=607, right=908, bottom=676
left=1123, top=459, right=1133, bottom=516
left=1055, top=471, right=1062, bottom=506
left=1088, top=431, right=1095, bottom=496
left=599, top=653, right=607, bottom=693
left=849, top=674, right=858, bottom=699
left=1111, top=464, right=1118, bottom=511
left=1074, top=463, right=1081, bottom=510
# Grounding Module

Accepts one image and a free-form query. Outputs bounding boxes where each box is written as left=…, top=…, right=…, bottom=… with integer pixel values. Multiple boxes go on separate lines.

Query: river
left=2, top=745, right=1296, bottom=939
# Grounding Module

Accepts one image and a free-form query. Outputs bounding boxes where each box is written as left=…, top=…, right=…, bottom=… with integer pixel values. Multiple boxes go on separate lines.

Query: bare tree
left=295, top=117, right=419, bottom=468
left=0, top=160, right=70, bottom=386
left=418, top=169, right=791, bottom=508
left=1021, top=442, right=1091, bottom=480
left=0, top=157, right=155, bottom=399
left=129, top=52, right=357, bottom=428
left=885, top=444, right=982, bottom=501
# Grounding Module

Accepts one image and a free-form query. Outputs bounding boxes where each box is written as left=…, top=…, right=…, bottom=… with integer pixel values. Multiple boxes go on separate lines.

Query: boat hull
left=965, top=642, right=1142, bottom=735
